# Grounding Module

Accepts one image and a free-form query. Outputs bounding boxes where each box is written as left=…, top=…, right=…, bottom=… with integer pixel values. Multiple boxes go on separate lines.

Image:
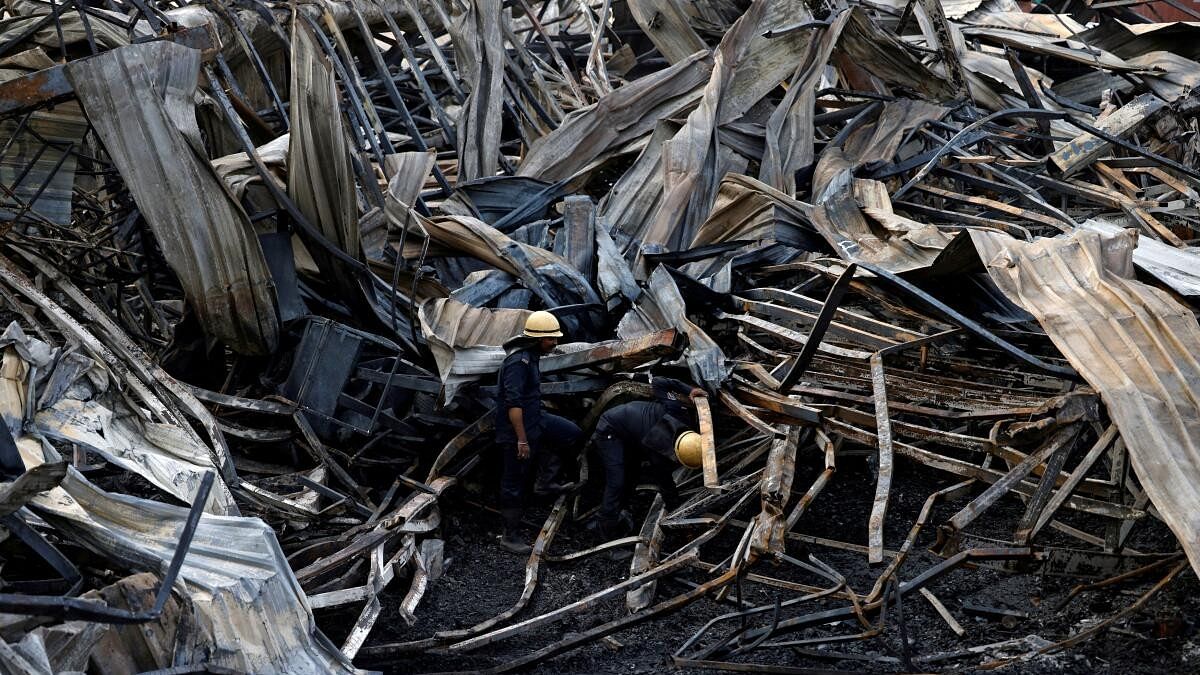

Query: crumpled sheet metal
left=811, top=149, right=951, bottom=273
left=638, top=0, right=817, bottom=267
left=759, top=8, right=850, bottom=194
left=626, top=0, right=706, bottom=65
left=972, top=228, right=1200, bottom=577
left=618, top=266, right=729, bottom=389
left=449, top=0, right=505, bottom=183
left=841, top=99, right=949, bottom=167
left=419, top=298, right=530, bottom=398
left=1079, top=218, right=1200, bottom=297
left=517, top=51, right=715, bottom=183
left=689, top=174, right=822, bottom=251
left=25, top=463, right=357, bottom=674
left=404, top=211, right=601, bottom=309
left=0, top=322, right=236, bottom=515
left=4, top=573, right=180, bottom=674
left=288, top=22, right=361, bottom=299
left=212, top=133, right=290, bottom=200
left=66, top=41, right=279, bottom=355
left=835, top=8, right=957, bottom=101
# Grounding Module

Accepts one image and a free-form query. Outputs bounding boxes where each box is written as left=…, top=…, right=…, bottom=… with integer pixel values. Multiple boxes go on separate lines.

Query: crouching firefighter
left=495, top=310, right=581, bottom=554
left=590, top=375, right=706, bottom=539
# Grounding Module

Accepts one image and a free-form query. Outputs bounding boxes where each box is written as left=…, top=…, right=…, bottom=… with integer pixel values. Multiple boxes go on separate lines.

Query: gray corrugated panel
left=66, top=41, right=279, bottom=355
left=30, top=469, right=357, bottom=674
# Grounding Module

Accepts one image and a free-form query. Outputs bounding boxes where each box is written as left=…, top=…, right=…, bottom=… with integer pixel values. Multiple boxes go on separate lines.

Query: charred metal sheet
left=66, top=41, right=280, bottom=355
left=0, top=25, right=214, bottom=117
left=281, top=318, right=364, bottom=438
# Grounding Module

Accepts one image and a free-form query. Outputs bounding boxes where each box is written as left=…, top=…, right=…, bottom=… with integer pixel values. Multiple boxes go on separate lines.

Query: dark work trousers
left=499, top=412, right=580, bottom=509
left=594, top=419, right=680, bottom=522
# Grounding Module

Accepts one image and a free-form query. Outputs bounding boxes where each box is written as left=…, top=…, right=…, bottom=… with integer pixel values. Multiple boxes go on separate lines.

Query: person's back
left=590, top=375, right=705, bottom=537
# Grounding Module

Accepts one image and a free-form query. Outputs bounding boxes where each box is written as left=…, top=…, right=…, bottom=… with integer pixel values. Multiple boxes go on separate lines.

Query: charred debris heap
left=0, top=0, right=1198, bottom=672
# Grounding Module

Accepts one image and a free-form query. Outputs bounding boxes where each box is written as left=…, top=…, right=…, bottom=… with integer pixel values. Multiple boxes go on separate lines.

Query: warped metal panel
left=288, top=22, right=360, bottom=300
left=972, top=229, right=1200, bottom=577
left=1078, top=218, right=1200, bottom=297
left=28, top=468, right=356, bottom=674
left=66, top=41, right=279, bottom=355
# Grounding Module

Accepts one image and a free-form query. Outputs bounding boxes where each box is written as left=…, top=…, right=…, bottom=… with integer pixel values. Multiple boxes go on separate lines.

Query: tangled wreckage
left=0, top=0, right=1199, bottom=672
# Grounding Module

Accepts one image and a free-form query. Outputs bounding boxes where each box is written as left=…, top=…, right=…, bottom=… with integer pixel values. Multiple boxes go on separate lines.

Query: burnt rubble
left=0, top=0, right=1199, bottom=672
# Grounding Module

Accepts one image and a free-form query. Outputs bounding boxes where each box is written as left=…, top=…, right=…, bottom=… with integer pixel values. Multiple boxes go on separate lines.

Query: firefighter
left=495, top=311, right=581, bottom=554
left=590, top=375, right=706, bottom=538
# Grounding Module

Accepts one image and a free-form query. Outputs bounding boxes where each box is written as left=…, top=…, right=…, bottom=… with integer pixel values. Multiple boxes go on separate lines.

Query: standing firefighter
left=591, top=375, right=706, bottom=538
left=495, top=311, right=581, bottom=554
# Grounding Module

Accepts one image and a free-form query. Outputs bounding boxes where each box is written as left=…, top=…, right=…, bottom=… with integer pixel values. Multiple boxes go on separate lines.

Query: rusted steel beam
left=1014, top=427, right=1094, bottom=544
left=0, top=25, right=216, bottom=118
left=823, top=417, right=1139, bottom=519
left=543, top=536, right=642, bottom=563
left=920, top=0, right=969, bottom=99
left=627, top=495, right=667, bottom=612
left=0, top=65, right=72, bottom=118
left=867, top=352, right=892, bottom=565
left=540, top=329, right=679, bottom=374
left=752, top=425, right=800, bottom=557
left=717, top=390, right=778, bottom=437
left=945, top=425, right=1080, bottom=534
left=739, top=298, right=898, bottom=350
left=449, top=550, right=700, bottom=652
left=696, top=395, right=720, bottom=488
left=425, top=412, right=494, bottom=482
left=853, top=261, right=1077, bottom=378
left=743, top=287, right=925, bottom=343
left=784, top=430, right=836, bottom=531
left=732, top=384, right=821, bottom=425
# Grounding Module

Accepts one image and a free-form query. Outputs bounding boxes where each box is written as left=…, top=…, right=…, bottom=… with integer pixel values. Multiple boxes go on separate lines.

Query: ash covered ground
left=310, top=457, right=1200, bottom=674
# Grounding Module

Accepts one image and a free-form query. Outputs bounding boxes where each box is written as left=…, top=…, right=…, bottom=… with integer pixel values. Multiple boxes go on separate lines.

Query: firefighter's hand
left=689, top=388, right=707, bottom=401
left=516, top=441, right=530, bottom=459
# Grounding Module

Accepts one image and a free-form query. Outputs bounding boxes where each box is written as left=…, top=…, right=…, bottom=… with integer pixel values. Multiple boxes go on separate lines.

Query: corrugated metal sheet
left=811, top=150, right=952, bottom=273
left=66, top=41, right=279, bottom=355
left=1079, top=218, right=1200, bottom=297
left=289, top=23, right=362, bottom=301
left=28, top=469, right=357, bottom=674
left=419, top=298, right=530, bottom=397
left=971, top=228, right=1200, bottom=577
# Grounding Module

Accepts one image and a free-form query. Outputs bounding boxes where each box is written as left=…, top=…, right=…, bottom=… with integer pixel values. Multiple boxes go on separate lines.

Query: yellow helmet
left=674, top=431, right=703, bottom=468
left=523, top=310, right=563, bottom=338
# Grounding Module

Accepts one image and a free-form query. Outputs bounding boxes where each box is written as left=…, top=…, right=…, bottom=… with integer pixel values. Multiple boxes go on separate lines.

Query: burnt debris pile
left=0, top=0, right=1199, bottom=672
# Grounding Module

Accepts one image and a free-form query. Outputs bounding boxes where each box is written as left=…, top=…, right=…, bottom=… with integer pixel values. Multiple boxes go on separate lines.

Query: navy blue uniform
left=593, top=377, right=697, bottom=521
left=495, top=345, right=580, bottom=508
